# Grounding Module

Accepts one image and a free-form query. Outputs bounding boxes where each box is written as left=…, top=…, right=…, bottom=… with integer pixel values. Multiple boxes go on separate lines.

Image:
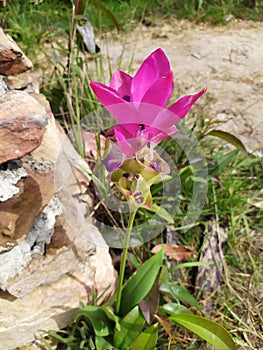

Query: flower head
left=90, top=48, right=206, bottom=155
left=104, top=144, right=170, bottom=210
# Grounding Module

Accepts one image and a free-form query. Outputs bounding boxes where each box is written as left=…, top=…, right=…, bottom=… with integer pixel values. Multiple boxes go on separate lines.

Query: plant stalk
left=115, top=208, right=137, bottom=315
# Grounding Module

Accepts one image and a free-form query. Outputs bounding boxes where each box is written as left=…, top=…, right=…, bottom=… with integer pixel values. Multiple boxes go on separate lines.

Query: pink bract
left=90, top=48, right=206, bottom=155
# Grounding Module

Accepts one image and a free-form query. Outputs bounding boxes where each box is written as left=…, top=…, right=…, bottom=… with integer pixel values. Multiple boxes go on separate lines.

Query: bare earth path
left=101, top=19, right=263, bottom=155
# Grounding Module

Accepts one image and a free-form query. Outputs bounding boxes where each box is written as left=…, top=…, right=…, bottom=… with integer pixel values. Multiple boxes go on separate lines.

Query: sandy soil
left=100, top=19, right=263, bottom=155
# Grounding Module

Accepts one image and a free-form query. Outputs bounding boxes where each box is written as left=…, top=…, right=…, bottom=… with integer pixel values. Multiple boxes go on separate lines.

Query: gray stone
left=0, top=167, right=28, bottom=202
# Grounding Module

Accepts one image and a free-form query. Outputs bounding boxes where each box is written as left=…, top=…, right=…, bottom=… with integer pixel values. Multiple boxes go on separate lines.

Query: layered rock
left=0, top=28, right=115, bottom=350
left=0, top=27, right=32, bottom=76
left=0, top=91, right=48, bottom=170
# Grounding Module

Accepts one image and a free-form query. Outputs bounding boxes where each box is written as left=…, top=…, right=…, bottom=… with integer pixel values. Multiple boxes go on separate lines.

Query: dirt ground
left=100, top=19, right=263, bottom=156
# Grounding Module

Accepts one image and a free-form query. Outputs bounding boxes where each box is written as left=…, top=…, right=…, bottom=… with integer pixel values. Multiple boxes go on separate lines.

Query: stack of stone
left=0, top=28, right=115, bottom=350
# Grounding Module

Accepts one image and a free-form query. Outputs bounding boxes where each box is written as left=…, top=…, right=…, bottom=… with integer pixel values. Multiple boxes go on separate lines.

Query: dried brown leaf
left=151, top=244, right=196, bottom=262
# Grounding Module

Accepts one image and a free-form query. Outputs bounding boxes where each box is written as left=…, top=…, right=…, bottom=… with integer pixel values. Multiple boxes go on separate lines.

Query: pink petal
left=149, top=125, right=178, bottom=144
left=114, top=123, right=176, bottom=155
left=110, top=70, right=132, bottom=100
left=90, top=82, right=140, bottom=124
left=140, top=70, right=174, bottom=107
left=167, top=87, right=207, bottom=120
left=114, top=125, right=148, bottom=156
left=136, top=103, right=164, bottom=125
left=131, top=48, right=171, bottom=103
left=153, top=88, right=207, bottom=130
left=90, top=82, right=124, bottom=106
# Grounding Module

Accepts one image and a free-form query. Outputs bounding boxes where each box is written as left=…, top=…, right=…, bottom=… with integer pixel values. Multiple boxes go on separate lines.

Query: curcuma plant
left=45, top=49, right=238, bottom=350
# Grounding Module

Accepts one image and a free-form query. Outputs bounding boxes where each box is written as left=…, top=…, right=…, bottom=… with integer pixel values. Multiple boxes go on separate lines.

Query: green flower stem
left=115, top=208, right=137, bottom=315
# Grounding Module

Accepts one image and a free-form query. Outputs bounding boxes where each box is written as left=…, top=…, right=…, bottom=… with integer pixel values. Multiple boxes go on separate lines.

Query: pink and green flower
left=90, top=48, right=206, bottom=156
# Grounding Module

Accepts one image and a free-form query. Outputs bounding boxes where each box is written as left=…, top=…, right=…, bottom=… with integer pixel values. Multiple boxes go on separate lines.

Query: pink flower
left=90, top=48, right=206, bottom=155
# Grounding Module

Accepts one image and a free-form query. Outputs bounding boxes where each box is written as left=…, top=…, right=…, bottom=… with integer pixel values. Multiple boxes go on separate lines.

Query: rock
left=0, top=90, right=48, bottom=164
left=4, top=71, right=32, bottom=90
left=0, top=167, right=27, bottom=202
left=0, top=161, right=55, bottom=246
left=0, top=27, right=33, bottom=76
left=0, top=196, right=63, bottom=293
left=0, top=243, right=115, bottom=350
left=0, top=96, right=116, bottom=349
left=0, top=75, right=7, bottom=97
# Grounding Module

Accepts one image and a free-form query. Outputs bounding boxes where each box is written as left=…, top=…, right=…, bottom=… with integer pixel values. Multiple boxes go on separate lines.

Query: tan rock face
left=4, top=71, right=32, bottom=90
left=0, top=27, right=33, bottom=75
left=0, top=91, right=48, bottom=164
left=0, top=96, right=116, bottom=349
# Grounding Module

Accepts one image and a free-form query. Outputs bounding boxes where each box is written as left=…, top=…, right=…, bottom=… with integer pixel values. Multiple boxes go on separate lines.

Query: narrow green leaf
left=207, top=130, right=247, bottom=154
left=113, top=306, right=145, bottom=350
left=169, top=260, right=214, bottom=272
left=171, top=314, right=237, bottom=350
left=89, top=0, right=120, bottom=31
left=160, top=282, right=202, bottom=311
left=120, top=249, right=164, bottom=316
left=208, top=149, right=239, bottom=178
left=150, top=203, right=174, bottom=224
left=191, top=175, right=208, bottom=184
left=130, top=324, right=158, bottom=350
left=127, top=252, right=140, bottom=268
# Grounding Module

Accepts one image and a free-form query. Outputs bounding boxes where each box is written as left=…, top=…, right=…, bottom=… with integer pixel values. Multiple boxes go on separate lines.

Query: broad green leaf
left=101, top=306, right=121, bottom=331
left=208, top=149, right=239, bottom=178
left=162, top=303, right=192, bottom=316
left=120, top=249, right=164, bottom=316
left=75, top=305, right=116, bottom=337
left=170, top=314, right=237, bottom=350
left=113, top=306, right=145, bottom=349
left=207, top=130, right=247, bottom=154
left=95, top=336, right=114, bottom=350
left=160, top=282, right=202, bottom=311
left=130, top=324, right=158, bottom=350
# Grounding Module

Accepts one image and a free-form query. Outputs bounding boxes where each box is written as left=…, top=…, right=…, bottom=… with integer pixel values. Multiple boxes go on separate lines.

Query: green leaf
left=119, top=249, right=164, bottom=316
left=208, top=149, right=239, bottom=178
left=113, top=306, right=145, bottom=350
left=95, top=336, right=114, bottom=350
left=43, top=330, right=76, bottom=345
left=207, top=130, right=247, bottom=154
left=149, top=203, right=174, bottom=224
left=127, top=252, right=140, bottom=268
left=162, top=303, right=193, bottom=316
left=170, top=314, right=237, bottom=350
left=169, top=260, right=214, bottom=272
left=75, top=305, right=117, bottom=337
left=130, top=324, right=158, bottom=350
left=89, top=0, right=120, bottom=31
left=160, top=282, right=202, bottom=311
